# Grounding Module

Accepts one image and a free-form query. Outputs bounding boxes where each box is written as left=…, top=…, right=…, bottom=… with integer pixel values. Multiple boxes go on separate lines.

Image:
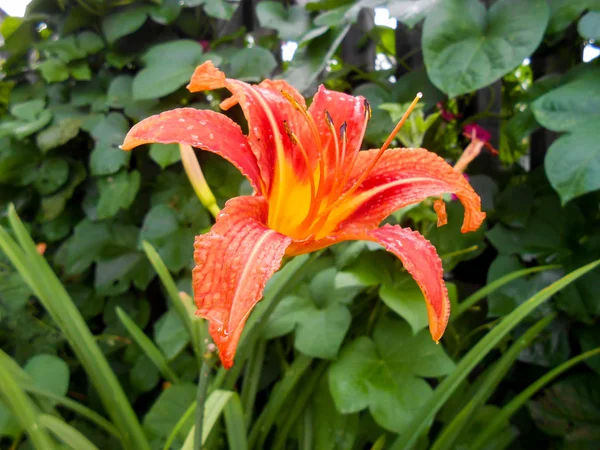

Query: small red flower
left=436, top=102, right=458, bottom=122
left=122, top=61, right=485, bottom=368
left=462, top=123, right=491, bottom=143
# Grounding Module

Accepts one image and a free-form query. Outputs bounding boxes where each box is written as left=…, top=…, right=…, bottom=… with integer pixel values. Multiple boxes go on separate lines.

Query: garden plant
left=1, top=0, right=600, bottom=449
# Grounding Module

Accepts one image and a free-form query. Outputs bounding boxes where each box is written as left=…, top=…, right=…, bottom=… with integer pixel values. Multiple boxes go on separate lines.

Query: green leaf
left=578, top=10, right=600, bottom=40
left=329, top=318, right=455, bottom=432
left=386, top=0, right=440, bottom=28
left=39, top=161, right=86, bottom=222
left=76, top=31, right=104, bottom=55
left=14, top=110, right=53, bottom=139
left=64, top=219, right=112, bottom=274
left=283, top=25, right=350, bottom=93
left=33, top=158, right=69, bottom=195
left=265, top=269, right=353, bottom=359
left=140, top=203, right=207, bottom=272
left=154, top=309, right=190, bottom=360
left=117, top=307, right=180, bottom=384
left=38, top=59, right=70, bottom=83
left=531, top=67, right=600, bottom=132
left=40, top=414, right=100, bottom=450
left=547, top=0, right=600, bottom=34
left=23, top=354, right=69, bottom=398
left=143, top=383, right=196, bottom=441
left=130, top=355, right=160, bottom=393
left=422, top=0, right=549, bottom=97
left=69, top=60, right=92, bottom=81
left=544, top=122, right=600, bottom=204
left=256, top=2, right=310, bottom=40
left=389, top=259, right=600, bottom=450
left=150, top=143, right=181, bottom=169
left=89, top=113, right=131, bottom=176
left=150, top=0, right=182, bottom=25
left=132, top=40, right=208, bottom=100
left=229, top=47, right=277, bottom=82
left=312, top=379, right=358, bottom=450
left=106, top=75, right=133, bottom=109
left=36, top=118, right=81, bottom=153
left=96, top=170, right=141, bottom=219
left=102, top=5, right=149, bottom=44
left=11, top=99, right=45, bottom=121
left=427, top=201, right=486, bottom=271
left=379, top=274, right=429, bottom=335
left=201, top=0, right=239, bottom=20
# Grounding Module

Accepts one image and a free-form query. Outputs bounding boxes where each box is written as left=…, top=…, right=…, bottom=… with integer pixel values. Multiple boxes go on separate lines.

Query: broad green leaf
left=547, top=0, right=600, bottom=34
left=150, top=0, right=182, bottom=25
left=201, top=0, right=239, bottom=20
left=150, top=143, right=181, bottom=169
left=38, top=59, right=70, bottom=83
left=38, top=36, right=86, bottom=62
left=10, top=99, right=45, bottom=121
left=577, top=326, right=600, bottom=374
left=36, top=118, right=81, bottom=153
left=102, top=5, right=149, bottom=44
left=379, top=274, right=429, bottom=335
left=132, top=40, right=208, bottom=100
left=33, top=158, right=69, bottom=195
left=283, top=25, right=350, bottom=93
left=578, top=11, right=600, bottom=40
left=422, top=0, right=549, bottom=97
left=39, top=161, right=86, bottom=222
left=130, top=355, right=161, bottom=393
left=528, top=373, right=600, bottom=446
left=106, top=75, right=133, bottom=109
left=229, top=47, right=277, bottom=82
left=544, top=122, right=600, bottom=204
left=69, top=60, right=92, bottom=81
left=532, top=67, right=600, bottom=132
left=427, top=201, right=486, bottom=271
left=329, top=318, right=455, bottom=432
left=386, top=0, right=439, bottom=28
left=256, top=2, right=310, bottom=40
left=64, top=219, right=112, bottom=274
left=154, top=309, right=190, bottom=360
left=76, top=31, right=104, bottom=55
left=24, top=354, right=70, bottom=399
left=312, top=379, right=358, bottom=450
left=89, top=113, right=131, bottom=176
left=96, top=170, right=141, bottom=219
left=143, top=383, right=196, bottom=441
left=389, top=259, right=600, bottom=450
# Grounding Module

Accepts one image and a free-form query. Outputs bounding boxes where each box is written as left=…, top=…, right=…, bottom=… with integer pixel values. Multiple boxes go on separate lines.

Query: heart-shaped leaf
left=422, top=0, right=549, bottom=97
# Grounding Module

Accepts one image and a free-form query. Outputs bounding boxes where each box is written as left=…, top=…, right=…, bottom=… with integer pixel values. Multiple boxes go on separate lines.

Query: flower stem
left=194, top=360, right=211, bottom=450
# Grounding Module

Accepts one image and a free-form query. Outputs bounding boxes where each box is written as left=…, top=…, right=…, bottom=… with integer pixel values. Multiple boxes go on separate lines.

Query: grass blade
left=2, top=208, right=150, bottom=450
left=430, top=313, right=556, bottom=450
left=0, top=351, right=56, bottom=449
left=471, top=346, right=600, bottom=450
left=143, top=241, right=202, bottom=358
left=452, top=264, right=561, bottom=321
left=224, top=393, right=249, bottom=450
left=116, top=307, right=180, bottom=384
left=389, top=259, right=600, bottom=450
left=248, top=355, right=313, bottom=449
left=40, top=414, right=99, bottom=450
left=180, top=390, right=234, bottom=449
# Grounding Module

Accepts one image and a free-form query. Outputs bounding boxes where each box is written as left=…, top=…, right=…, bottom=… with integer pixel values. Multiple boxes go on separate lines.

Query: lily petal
left=308, top=85, right=368, bottom=176
left=188, top=61, right=315, bottom=191
left=341, top=148, right=485, bottom=233
left=365, top=225, right=450, bottom=342
left=122, top=107, right=263, bottom=194
left=193, top=196, right=291, bottom=368
left=287, top=225, right=450, bottom=341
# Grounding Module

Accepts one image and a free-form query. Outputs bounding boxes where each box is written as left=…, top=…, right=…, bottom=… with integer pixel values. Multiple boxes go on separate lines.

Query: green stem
left=272, top=361, right=327, bottom=450
left=248, top=355, right=313, bottom=449
left=194, top=361, right=211, bottom=450
left=240, top=339, right=267, bottom=428
left=470, top=347, right=600, bottom=450
left=0, top=353, right=56, bottom=449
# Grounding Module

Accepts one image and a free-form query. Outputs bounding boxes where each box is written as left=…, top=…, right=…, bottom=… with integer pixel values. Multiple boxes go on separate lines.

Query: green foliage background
left=1, top=0, right=600, bottom=449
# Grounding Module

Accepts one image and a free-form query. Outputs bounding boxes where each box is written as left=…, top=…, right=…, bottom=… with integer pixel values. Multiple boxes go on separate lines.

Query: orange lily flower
left=122, top=61, right=485, bottom=368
